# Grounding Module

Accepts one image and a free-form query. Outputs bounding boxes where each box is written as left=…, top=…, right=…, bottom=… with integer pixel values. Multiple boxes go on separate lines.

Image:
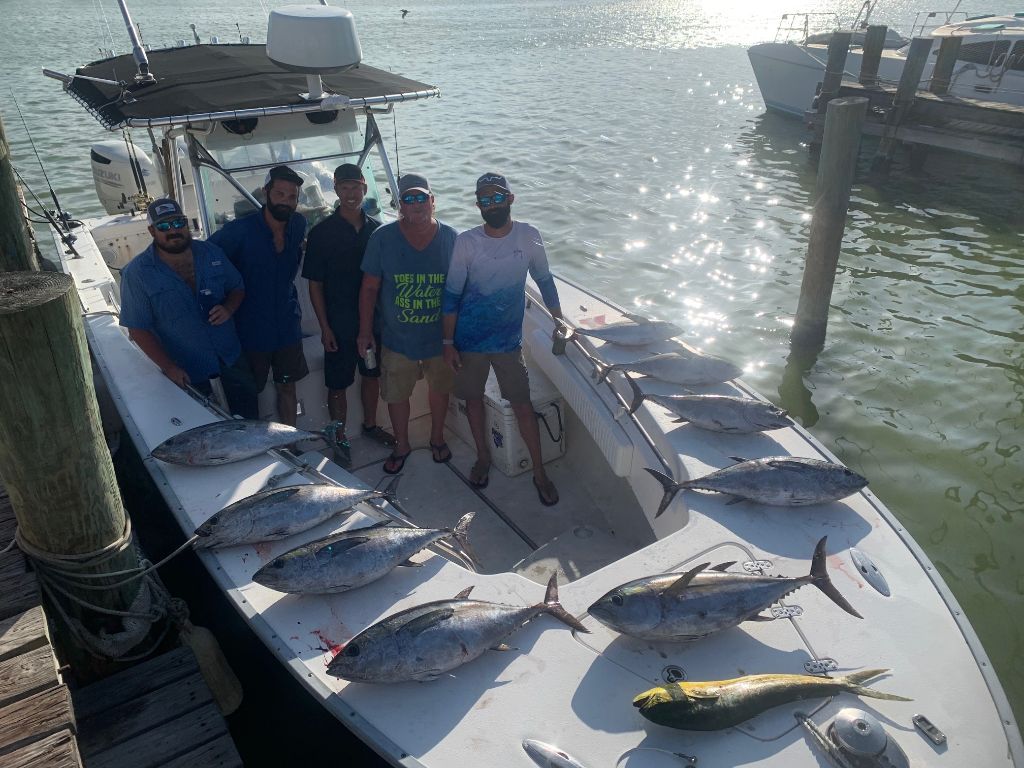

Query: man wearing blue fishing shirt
left=120, top=198, right=258, bottom=418
left=210, top=164, right=309, bottom=426
left=442, top=173, right=562, bottom=505
left=357, top=173, right=458, bottom=475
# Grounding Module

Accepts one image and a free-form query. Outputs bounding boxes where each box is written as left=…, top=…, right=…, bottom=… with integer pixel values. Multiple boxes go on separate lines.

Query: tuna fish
left=588, top=536, right=860, bottom=641
left=252, top=513, right=478, bottom=594
left=152, top=419, right=322, bottom=466
left=594, top=350, right=743, bottom=385
left=625, top=377, right=790, bottom=433
left=326, top=574, right=588, bottom=683
left=569, top=319, right=683, bottom=347
left=646, top=457, right=869, bottom=517
left=633, top=669, right=910, bottom=731
left=194, top=483, right=384, bottom=549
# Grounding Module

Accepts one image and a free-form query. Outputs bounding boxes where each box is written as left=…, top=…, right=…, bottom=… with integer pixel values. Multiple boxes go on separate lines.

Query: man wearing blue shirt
left=358, top=173, right=457, bottom=474
left=120, top=198, right=257, bottom=418
left=442, top=173, right=562, bottom=505
left=209, top=165, right=309, bottom=426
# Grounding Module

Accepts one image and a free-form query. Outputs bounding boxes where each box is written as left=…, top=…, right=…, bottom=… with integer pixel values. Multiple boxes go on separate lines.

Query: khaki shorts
left=380, top=347, right=455, bottom=403
left=455, top=348, right=531, bottom=404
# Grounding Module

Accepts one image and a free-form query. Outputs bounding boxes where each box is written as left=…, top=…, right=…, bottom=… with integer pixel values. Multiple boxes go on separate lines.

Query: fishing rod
left=10, top=164, right=81, bottom=258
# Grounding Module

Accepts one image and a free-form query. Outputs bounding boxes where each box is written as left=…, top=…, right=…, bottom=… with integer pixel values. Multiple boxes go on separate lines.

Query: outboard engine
left=90, top=140, right=162, bottom=214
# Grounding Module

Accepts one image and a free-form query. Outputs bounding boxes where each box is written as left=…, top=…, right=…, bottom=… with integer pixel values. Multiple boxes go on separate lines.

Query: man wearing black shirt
left=303, top=164, right=395, bottom=465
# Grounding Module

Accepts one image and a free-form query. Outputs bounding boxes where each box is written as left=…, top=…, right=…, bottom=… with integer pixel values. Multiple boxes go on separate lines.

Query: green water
left=1, top=0, right=1021, bottom=733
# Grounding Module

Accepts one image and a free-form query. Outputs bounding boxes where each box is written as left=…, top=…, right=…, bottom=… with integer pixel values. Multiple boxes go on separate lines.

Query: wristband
left=442, top=339, right=454, bottom=346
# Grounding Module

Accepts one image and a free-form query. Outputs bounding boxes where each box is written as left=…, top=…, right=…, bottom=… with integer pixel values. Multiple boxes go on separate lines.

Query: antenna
left=116, top=0, right=156, bottom=83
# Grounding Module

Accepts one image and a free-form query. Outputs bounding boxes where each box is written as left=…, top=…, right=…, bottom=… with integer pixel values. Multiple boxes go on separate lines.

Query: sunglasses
left=154, top=217, right=189, bottom=232
left=477, top=192, right=509, bottom=207
left=400, top=192, right=430, bottom=205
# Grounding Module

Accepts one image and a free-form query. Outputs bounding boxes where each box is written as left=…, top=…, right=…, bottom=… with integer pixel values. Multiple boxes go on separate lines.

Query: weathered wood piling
left=0, top=115, right=38, bottom=273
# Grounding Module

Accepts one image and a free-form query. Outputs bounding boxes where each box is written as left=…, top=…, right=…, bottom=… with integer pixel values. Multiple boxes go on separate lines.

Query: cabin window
left=1010, top=42, right=1024, bottom=70
left=957, top=40, right=1011, bottom=66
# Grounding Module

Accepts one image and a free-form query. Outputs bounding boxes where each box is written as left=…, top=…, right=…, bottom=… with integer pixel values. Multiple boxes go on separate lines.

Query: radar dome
left=266, top=6, right=362, bottom=73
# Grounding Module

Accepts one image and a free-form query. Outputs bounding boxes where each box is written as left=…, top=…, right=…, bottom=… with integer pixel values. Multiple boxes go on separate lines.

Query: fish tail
left=644, top=467, right=685, bottom=518
left=447, top=512, right=481, bottom=572
left=809, top=536, right=863, bottom=619
left=538, top=572, right=589, bottom=633
left=593, top=360, right=613, bottom=383
left=840, top=669, right=912, bottom=702
left=379, top=473, right=403, bottom=501
left=626, top=375, right=646, bottom=414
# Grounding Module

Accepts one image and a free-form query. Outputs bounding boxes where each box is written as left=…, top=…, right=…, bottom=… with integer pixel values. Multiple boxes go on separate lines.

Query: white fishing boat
left=42, top=4, right=1022, bottom=767
left=748, top=11, right=1024, bottom=117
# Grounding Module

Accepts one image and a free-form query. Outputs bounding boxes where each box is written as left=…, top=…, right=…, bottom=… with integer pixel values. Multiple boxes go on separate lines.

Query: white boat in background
left=748, top=11, right=1024, bottom=117
left=41, top=4, right=1022, bottom=767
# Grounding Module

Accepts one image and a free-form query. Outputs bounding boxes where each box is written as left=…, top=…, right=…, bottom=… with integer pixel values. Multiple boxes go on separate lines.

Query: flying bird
left=401, top=9, right=409, bottom=18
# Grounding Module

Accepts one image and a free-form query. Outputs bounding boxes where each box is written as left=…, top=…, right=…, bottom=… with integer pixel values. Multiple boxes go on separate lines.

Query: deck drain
left=662, top=665, right=686, bottom=683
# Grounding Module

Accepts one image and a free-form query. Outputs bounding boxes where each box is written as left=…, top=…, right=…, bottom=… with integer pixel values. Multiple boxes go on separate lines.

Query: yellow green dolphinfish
left=633, top=669, right=910, bottom=731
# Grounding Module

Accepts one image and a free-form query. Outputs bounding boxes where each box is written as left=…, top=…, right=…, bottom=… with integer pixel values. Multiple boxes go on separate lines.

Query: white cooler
left=446, top=365, right=567, bottom=477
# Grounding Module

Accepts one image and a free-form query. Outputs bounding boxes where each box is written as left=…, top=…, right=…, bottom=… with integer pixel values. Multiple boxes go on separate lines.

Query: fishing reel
left=828, top=708, right=911, bottom=768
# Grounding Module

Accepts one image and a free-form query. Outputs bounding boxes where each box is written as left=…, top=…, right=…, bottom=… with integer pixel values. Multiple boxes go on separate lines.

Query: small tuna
left=633, top=669, right=910, bottom=731
left=194, top=483, right=383, bottom=549
left=595, top=350, right=742, bottom=385
left=625, top=377, right=789, bottom=433
left=326, top=574, right=588, bottom=683
left=252, top=512, right=478, bottom=594
left=569, top=319, right=683, bottom=347
left=646, top=456, right=869, bottom=517
left=588, top=536, right=860, bottom=641
left=152, top=419, right=321, bottom=466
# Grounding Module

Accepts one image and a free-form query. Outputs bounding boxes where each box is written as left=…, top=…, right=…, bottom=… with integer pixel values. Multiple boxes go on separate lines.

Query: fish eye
left=611, top=594, right=624, bottom=606
left=344, top=643, right=360, bottom=657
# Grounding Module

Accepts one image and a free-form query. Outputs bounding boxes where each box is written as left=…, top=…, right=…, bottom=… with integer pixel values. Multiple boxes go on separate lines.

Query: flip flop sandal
left=362, top=424, right=396, bottom=446
left=383, top=450, right=411, bottom=475
left=533, top=476, right=559, bottom=507
left=430, top=442, right=452, bottom=463
left=469, top=460, right=490, bottom=489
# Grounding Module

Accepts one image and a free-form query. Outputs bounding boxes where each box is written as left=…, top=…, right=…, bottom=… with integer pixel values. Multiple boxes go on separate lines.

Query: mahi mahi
left=595, top=350, right=742, bottom=385
left=569, top=319, right=682, bottom=347
left=588, top=536, right=860, bottom=641
left=626, top=377, right=789, bottom=433
left=194, top=483, right=382, bottom=549
left=633, top=669, right=910, bottom=731
left=152, top=419, right=321, bottom=466
left=252, top=512, right=478, bottom=594
left=646, top=457, right=868, bottom=516
left=326, top=574, right=588, bottom=683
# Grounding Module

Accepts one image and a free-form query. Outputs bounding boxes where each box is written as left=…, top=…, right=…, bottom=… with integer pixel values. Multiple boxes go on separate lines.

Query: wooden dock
left=0, top=486, right=242, bottom=768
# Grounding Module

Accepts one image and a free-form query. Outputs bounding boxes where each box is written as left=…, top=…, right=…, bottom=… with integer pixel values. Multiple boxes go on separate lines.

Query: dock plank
left=83, top=702, right=230, bottom=768
left=0, top=685, right=75, bottom=758
left=71, top=645, right=196, bottom=720
left=148, top=733, right=242, bottom=768
left=76, top=670, right=213, bottom=758
left=0, top=608, right=48, bottom=665
left=0, top=646, right=57, bottom=709
left=0, top=729, right=81, bottom=768
left=0, top=551, right=26, bottom=584
left=0, top=571, right=40, bottom=623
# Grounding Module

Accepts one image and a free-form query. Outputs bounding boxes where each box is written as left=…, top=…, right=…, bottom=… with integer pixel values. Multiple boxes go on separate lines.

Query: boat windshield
left=194, top=113, right=385, bottom=232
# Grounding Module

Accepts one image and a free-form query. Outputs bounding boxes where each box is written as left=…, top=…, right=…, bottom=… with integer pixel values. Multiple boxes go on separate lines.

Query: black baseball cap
left=146, top=198, right=185, bottom=224
left=334, top=163, right=365, bottom=182
left=263, top=165, right=304, bottom=187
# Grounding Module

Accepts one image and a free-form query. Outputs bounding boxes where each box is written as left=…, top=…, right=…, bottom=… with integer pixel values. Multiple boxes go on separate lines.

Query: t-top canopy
left=65, top=44, right=439, bottom=129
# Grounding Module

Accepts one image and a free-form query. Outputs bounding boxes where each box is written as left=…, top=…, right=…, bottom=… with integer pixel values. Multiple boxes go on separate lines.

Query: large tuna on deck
left=152, top=419, right=321, bottom=466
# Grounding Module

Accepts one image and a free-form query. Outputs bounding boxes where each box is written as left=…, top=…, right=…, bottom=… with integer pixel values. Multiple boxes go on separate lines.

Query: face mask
left=481, top=205, right=511, bottom=228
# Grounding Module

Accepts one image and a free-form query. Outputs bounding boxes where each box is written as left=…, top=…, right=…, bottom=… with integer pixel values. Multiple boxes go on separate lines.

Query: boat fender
left=180, top=621, right=244, bottom=716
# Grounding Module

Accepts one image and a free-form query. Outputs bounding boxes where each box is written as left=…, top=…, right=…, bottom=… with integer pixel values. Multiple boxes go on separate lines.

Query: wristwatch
left=442, top=339, right=455, bottom=346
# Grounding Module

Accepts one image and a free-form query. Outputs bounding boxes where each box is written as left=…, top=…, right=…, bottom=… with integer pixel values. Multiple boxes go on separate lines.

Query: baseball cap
left=146, top=198, right=185, bottom=225
left=263, top=165, right=304, bottom=187
left=334, top=163, right=365, bottom=182
left=398, top=173, right=431, bottom=196
left=476, top=172, right=511, bottom=194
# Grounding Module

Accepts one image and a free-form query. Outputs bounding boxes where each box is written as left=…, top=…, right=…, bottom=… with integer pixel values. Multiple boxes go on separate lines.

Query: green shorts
left=380, top=347, right=455, bottom=403
left=454, top=348, right=531, bottom=404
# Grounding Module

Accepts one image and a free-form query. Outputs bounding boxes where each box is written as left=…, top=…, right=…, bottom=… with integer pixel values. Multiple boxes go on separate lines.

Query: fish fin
left=397, top=559, right=423, bottom=568
left=809, top=536, right=863, bottom=619
left=728, top=456, right=749, bottom=464
left=710, top=561, right=737, bottom=572
left=540, top=572, right=589, bottom=633
left=399, top=608, right=455, bottom=636
left=593, top=361, right=612, bottom=383
left=454, top=586, right=474, bottom=599
left=490, top=643, right=513, bottom=652
left=644, top=467, right=685, bottom=518
left=626, top=375, right=646, bottom=415
left=661, top=563, right=711, bottom=598
left=725, top=496, right=745, bottom=506
left=747, top=613, right=775, bottom=622
left=447, top=512, right=481, bottom=572
left=451, top=511, right=476, bottom=537
left=840, top=669, right=912, bottom=702
left=672, top=417, right=687, bottom=423
left=379, top=473, right=403, bottom=501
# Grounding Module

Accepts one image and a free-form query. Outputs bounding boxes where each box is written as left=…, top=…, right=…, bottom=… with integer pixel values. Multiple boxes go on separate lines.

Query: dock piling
left=930, top=36, right=963, bottom=95
left=870, top=37, right=934, bottom=176
left=811, top=32, right=853, bottom=152
left=0, top=114, right=39, bottom=272
left=858, top=25, right=888, bottom=87
left=792, top=97, right=868, bottom=352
